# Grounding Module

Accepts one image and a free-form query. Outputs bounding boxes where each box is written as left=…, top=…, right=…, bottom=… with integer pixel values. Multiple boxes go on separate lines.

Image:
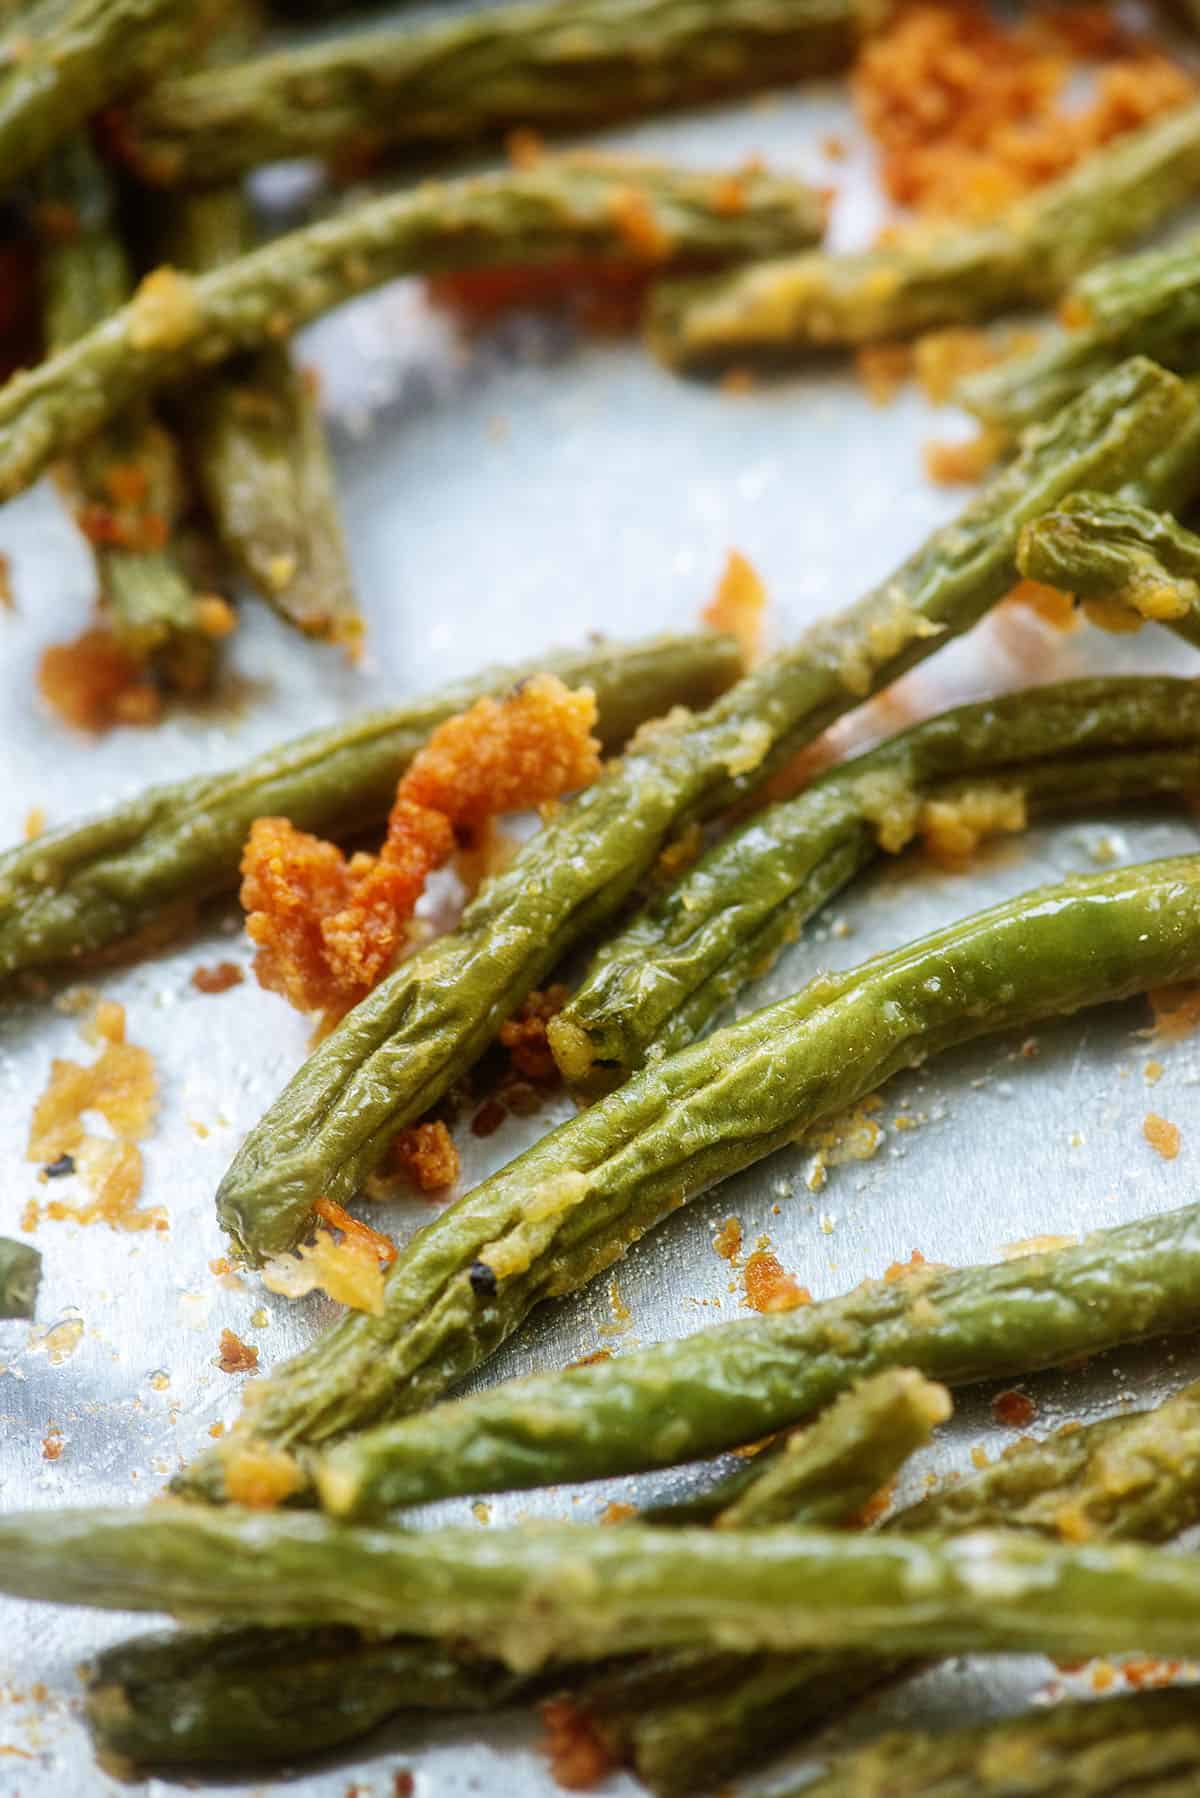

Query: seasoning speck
left=41, top=1154, right=74, bottom=1179
left=469, top=1260, right=498, bottom=1299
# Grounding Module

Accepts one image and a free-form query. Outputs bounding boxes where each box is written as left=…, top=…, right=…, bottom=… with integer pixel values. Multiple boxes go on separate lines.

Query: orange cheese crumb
left=1005, top=579, right=1080, bottom=633
left=37, top=626, right=162, bottom=733
left=598, top=1501, right=637, bottom=1524
left=243, top=674, right=601, bottom=1027
left=191, top=961, right=244, bottom=995
left=499, top=986, right=569, bottom=1082
left=215, top=1329, right=259, bottom=1375
left=922, top=430, right=1004, bottom=486
left=1144, top=985, right=1200, bottom=1044
left=992, top=1388, right=1037, bottom=1428
left=743, top=1250, right=811, bottom=1314
left=702, top=549, right=768, bottom=669
left=391, top=1120, right=461, bottom=1193
left=854, top=342, right=913, bottom=406
left=313, top=1196, right=397, bottom=1265
left=713, top=1217, right=743, bottom=1262
left=539, top=1699, right=615, bottom=1792
left=1144, top=1113, right=1181, bottom=1160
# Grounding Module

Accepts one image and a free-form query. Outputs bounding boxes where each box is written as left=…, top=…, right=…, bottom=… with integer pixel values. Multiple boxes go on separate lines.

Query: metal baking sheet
left=2, top=40, right=1200, bottom=1798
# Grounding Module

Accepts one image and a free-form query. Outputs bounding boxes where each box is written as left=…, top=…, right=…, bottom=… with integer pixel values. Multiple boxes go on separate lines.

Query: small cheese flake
left=1144, top=985, right=1200, bottom=1044
left=854, top=341, right=913, bottom=406
left=1144, top=1113, right=1181, bottom=1160
left=499, top=985, right=569, bottom=1081
left=922, top=429, right=1004, bottom=486
left=598, top=1501, right=637, bottom=1524
left=540, top=1698, right=615, bottom=1791
left=262, top=1227, right=387, bottom=1316
left=1002, top=1233, right=1077, bottom=1260
left=215, top=1329, right=259, bottom=1375
left=884, top=1249, right=928, bottom=1283
left=392, top=1120, right=460, bottom=1193
left=1005, top=578, right=1079, bottom=633
left=22, top=807, right=45, bottom=841
left=314, top=1196, right=397, bottom=1266
left=224, top=1443, right=303, bottom=1510
left=712, top=1217, right=743, bottom=1262
left=991, top=1388, right=1037, bottom=1428
left=128, top=266, right=201, bottom=351
left=191, top=961, right=243, bottom=995
left=702, top=550, right=769, bottom=670
left=970, top=1444, right=990, bottom=1470
left=742, top=1250, right=811, bottom=1313
left=38, top=626, right=162, bottom=733
left=1144, top=1059, right=1164, bottom=1086
left=41, top=1427, right=64, bottom=1463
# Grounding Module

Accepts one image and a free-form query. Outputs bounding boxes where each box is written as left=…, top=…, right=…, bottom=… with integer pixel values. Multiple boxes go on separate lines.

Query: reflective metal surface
left=2, top=66, right=1200, bottom=1798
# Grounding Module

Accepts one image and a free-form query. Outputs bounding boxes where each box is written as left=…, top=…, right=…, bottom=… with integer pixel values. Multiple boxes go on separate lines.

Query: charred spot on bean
left=469, top=1260, right=498, bottom=1299
left=42, top=1153, right=75, bottom=1178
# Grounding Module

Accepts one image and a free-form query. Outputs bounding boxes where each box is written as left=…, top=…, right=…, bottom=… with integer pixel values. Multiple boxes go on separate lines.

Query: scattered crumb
left=127, top=265, right=200, bottom=351
left=712, top=1216, right=743, bottom=1262
left=499, top=985, right=569, bottom=1082
left=0, top=551, right=12, bottom=610
left=598, top=1501, right=637, bottom=1524
left=208, top=1421, right=225, bottom=1438
left=191, top=962, right=243, bottom=995
left=25, top=1003, right=163, bottom=1233
left=701, top=548, right=768, bottom=668
left=884, top=1249, right=929, bottom=1282
left=853, top=2, right=1193, bottom=223
left=1144, top=1059, right=1164, bottom=1086
left=539, top=1699, right=615, bottom=1792
left=742, top=1250, right=811, bottom=1313
left=850, top=1477, right=897, bottom=1529
left=1144, top=1113, right=1181, bottom=1161
left=22, top=807, right=45, bottom=841
left=37, top=626, right=161, bottom=733
left=393, top=1775, right=416, bottom=1798
left=1005, top=579, right=1079, bottom=633
left=262, top=1205, right=393, bottom=1316
left=719, top=366, right=756, bottom=395
left=242, top=674, right=601, bottom=1028
left=41, top=1427, right=64, bottom=1463
left=1143, top=985, right=1200, bottom=1044
left=854, top=342, right=913, bottom=406
left=215, top=1329, right=259, bottom=1375
left=822, top=131, right=848, bottom=159
left=913, top=326, right=1036, bottom=403
left=992, top=1389, right=1037, bottom=1428
left=922, top=429, right=1004, bottom=486
left=970, top=1444, right=990, bottom=1470
left=470, top=1097, right=507, bottom=1139
left=392, top=1120, right=461, bottom=1192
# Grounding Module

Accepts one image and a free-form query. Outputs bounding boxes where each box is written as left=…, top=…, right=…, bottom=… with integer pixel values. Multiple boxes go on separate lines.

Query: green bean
left=113, top=0, right=881, bottom=187
left=961, top=231, right=1200, bottom=434
left=608, top=1377, right=1200, bottom=1794
left=713, top=1367, right=949, bottom=1529
left=1018, top=495, right=1200, bottom=648
left=215, top=357, right=1190, bottom=1269
left=311, top=1156, right=1200, bottom=1518
left=0, top=157, right=825, bottom=505
left=170, top=185, right=361, bottom=647
left=181, top=852, right=1200, bottom=1506
left=558, top=674, right=1200, bottom=1077
left=0, top=0, right=202, bottom=191
left=0, top=631, right=740, bottom=981
left=646, top=101, right=1200, bottom=365
left=37, top=136, right=219, bottom=690
left=12, top=1507, right=1200, bottom=1671
left=794, top=1688, right=1200, bottom=1798
left=84, top=1625, right=531, bottom=1775
left=83, top=1369, right=941, bottom=1773
left=0, top=1238, right=39, bottom=1319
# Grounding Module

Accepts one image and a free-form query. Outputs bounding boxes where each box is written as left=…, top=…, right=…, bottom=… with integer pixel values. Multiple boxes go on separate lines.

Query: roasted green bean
left=0, top=0, right=203, bottom=191
left=1018, top=495, right=1200, bottom=647
left=170, top=185, right=360, bottom=647
left=0, top=632, right=740, bottom=981
left=0, top=158, right=826, bottom=504
left=557, top=674, right=1200, bottom=1076
left=647, top=101, right=1200, bottom=364
left=961, top=231, right=1200, bottom=434
left=113, top=0, right=881, bottom=186
left=11, top=1507, right=1200, bottom=1671
left=181, top=853, right=1200, bottom=1503
left=216, top=357, right=1190, bottom=1267
left=38, top=136, right=219, bottom=690
left=308, top=1170, right=1200, bottom=1516
left=794, top=1688, right=1200, bottom=1798
left=83, top=1369, right=942, bottom=1772
left=0, top=1238, right=40, bottom=1320
left=607, top=1376, right=1200, bottom=1794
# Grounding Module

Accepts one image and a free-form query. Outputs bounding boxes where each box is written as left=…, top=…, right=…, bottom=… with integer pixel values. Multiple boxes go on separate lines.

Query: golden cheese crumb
left=713, top=1216, right=743, bottom=1262
left=1005, top=578, right=1080, bottom=633
left=743, top=1250, right=811, bottom=1313
left=702, top=549, right=768, bottom=669
left=127, top=266, right=202, bottom=352
left=215, top=1329, right=259, bottom=1375
left=22, top=807, right=45, bottom=841
left=916, top=784, right=1027, bottom=868
left=1144, top=1113, right=1181, bottom=1160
